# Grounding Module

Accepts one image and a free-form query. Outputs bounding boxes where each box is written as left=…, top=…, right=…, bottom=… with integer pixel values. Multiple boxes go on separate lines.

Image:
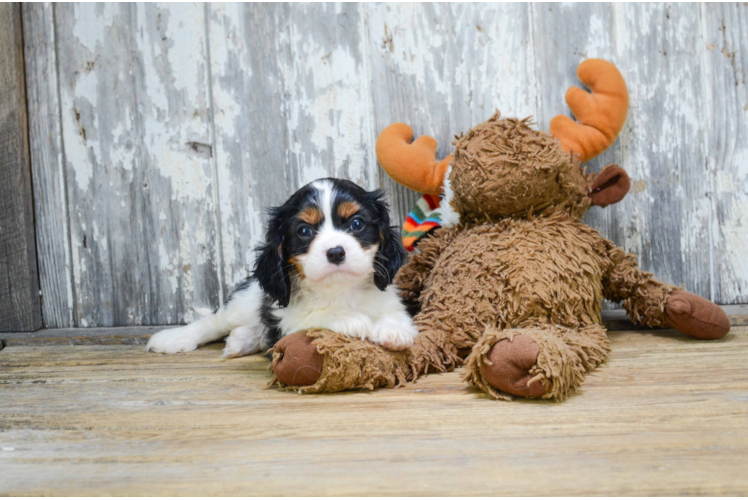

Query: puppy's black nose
left=326, top=246, right=346, bottom=265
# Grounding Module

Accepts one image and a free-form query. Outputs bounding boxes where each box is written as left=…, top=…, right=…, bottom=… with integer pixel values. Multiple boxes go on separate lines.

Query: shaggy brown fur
left=402, top=203, right=674, bottom=400
left=270, top=111, right=730, bottom=400
left=271, top=327, right=459, bottom=394
left=450, top=115, right=591, bottom=220
left=465, top=324, right=609, bottom=401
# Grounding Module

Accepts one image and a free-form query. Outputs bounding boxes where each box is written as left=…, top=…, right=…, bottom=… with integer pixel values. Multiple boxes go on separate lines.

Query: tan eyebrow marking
left=337, top=201, right=361, bottom=220
left=298, top=206, right=322, bottom=225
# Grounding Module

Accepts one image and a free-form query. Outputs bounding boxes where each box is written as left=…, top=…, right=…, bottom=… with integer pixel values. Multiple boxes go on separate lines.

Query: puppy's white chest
left=274, top=286, right=379, bottom=337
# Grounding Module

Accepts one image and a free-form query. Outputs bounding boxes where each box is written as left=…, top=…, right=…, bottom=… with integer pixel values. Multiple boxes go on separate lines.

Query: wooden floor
left=2, top=326, right=747, bottom=496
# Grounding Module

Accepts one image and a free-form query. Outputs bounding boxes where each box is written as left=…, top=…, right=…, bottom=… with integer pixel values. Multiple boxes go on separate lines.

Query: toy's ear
left=588, top=164, right=630, bottom=207
left=375, top=123, right=451, bottom=195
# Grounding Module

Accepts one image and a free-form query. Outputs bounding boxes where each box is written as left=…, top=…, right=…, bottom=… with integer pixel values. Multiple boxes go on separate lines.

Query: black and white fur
left=147, top=178, right=417, bottom=358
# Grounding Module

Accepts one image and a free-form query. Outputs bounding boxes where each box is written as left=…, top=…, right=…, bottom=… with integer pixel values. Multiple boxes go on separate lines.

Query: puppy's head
left=253, top=179, right=406, bottom=307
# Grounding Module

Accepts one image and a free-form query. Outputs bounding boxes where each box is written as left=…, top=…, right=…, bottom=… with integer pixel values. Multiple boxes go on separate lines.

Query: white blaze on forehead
left=311, top=179, right=335, bottom=230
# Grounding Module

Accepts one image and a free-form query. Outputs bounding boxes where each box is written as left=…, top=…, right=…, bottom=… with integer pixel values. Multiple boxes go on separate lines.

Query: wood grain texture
left=364, top=3, right=538, bottom=228
left=616, top=4, right=712, bottom=299
left=701, top=3, right=748, bottom=304
left=0, top=3, right=42, bottom=332
left=1, top=325, right=169, bottom=347
left=3, top=305, right=748, bottom=347
left=532, top=3, right=712, bottom=302
left=208, top=3, right=379, bottom=295
left=22, top=3, right=74, bottom=328
left=1, top=326, right=747, bottom=495
left=364, top=3, right=457, bottom=226
left=207, top=3, right=292, bottom=295
left=21, top=3, right=748, bottom=328
left=53, top=3, right=221, bottom=327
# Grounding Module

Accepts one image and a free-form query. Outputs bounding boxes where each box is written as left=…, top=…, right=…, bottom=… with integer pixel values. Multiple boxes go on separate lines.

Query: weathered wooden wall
left=1, top=3, right=42, bottom=332
left=22, top=3, right=748, bottom=328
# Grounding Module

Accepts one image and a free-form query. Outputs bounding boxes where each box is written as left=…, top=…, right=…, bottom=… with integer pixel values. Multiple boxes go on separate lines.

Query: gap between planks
left=1, top=305, right=746, bottom=348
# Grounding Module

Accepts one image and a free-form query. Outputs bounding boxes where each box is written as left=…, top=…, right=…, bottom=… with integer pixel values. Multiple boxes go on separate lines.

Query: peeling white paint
left=286, top=16, right=370, bottom=185
left=158, top=240, right=179, bottom=295
left=207, top=2, right=265, bottom=290
left=29, top=2, right=748, bottom=327
left=71, top=3, right=114, bottom=56
left=368, top=5, right=448, bottom=96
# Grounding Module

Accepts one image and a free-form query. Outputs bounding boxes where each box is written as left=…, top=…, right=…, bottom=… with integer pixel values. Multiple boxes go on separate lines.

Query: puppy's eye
left=297, top=225, right=313, bottom=239
left=349, top=216, right=365, bottom=232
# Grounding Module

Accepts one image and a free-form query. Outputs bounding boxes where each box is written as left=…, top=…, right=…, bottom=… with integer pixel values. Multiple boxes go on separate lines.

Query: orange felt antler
left=375, top=123, right=451, bottom=195
left=550, top=59, right=629, bottom=163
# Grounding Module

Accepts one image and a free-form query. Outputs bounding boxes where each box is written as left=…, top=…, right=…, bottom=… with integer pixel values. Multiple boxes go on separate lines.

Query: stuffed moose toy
left=271, top=59, right=731, bottom=401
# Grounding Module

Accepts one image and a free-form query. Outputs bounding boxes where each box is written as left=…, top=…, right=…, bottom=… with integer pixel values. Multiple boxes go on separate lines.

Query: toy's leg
left=271, top=329, right=409, bottom=392
left=270, top=323, right=460, bottom=393
left=604, top=243, right=730, bottom=339
left=464, top=324, right=610, bottom=401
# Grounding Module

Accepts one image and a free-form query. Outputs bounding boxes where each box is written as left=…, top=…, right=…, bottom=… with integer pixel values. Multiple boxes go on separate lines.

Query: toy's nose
left=326, top=246, right=346, bottom=265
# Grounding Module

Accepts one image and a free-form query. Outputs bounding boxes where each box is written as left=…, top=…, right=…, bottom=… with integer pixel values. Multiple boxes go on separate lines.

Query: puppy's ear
left=369, top=189, right=407, bottom=291
left=254, top=207, right=292, bottom=307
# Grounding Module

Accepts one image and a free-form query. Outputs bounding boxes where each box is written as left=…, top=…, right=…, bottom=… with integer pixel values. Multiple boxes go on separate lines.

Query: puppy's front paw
left=222, top=325, right=263, bottom=359
left=370, top=322, right=417, bottom=351
left=146, top=327, right=199, bottom=354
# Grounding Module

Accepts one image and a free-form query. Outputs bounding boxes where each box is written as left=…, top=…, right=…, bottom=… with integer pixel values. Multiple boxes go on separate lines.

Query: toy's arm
left=395, top=226, right=462, bottom=313
left=601, top=240, right=730, bottom=339
left=601, top=240, right=674, bottom=327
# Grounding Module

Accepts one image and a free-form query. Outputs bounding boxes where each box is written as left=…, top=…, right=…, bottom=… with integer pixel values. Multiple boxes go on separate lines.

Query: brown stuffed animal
left=271, top=59, right=731, bottom=400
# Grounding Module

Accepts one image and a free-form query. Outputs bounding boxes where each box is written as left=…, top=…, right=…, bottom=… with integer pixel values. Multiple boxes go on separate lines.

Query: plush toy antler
left=377, top=59, right=628, bottom=195
left=375, top=123, right=451, bottom=195
left=550, top=59, right=629, bottom=163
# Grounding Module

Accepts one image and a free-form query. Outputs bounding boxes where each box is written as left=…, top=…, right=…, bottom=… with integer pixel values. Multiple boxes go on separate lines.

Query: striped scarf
left=402, top=194, right=443, bottom=252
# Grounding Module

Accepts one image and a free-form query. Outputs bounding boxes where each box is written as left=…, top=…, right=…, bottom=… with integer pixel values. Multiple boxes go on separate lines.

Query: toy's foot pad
left=665, top=290, right=731, bottom=340
left=273, top=332, right=324, bottom=386
left=482, top=334, right=546, bottom=398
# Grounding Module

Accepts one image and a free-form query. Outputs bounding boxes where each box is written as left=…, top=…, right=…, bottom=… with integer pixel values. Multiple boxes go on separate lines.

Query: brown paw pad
left=665, top=290, right=731, bottom=340
left=482, top=335, right=546, bottom=398
left=273, top=331, right=324, bottom=387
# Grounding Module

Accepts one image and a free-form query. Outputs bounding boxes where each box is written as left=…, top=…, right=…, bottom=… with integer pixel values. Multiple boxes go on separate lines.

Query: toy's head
left=376, top=59, right=632, bottom=226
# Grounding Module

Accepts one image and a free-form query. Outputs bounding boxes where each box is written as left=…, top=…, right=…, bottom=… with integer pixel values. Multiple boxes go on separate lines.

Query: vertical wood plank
left=363, top=3, right=537, bottom=227
left=208, top=3, right=294, bottom=292
left=208, top=3, right=377, bottom=292
left=22, top=3, right=74, bottom=328
left=363, top=3, right=455, bottom=227
left=54, top=3, right=220, bottom=326
left=701, top=3, right=748, bottom=304
left=0, top=3, right=43, bottom=332
left=132, top=3, right=223, bottom=321
left=614, top=3, right=712, bottom=299
left=55, top=3, right=136, bottom=326
left=448, top=4, right=538, bottom=132
left=284, top=3, right=376, bottom=189
left=532, top=3, right=713, bottom=300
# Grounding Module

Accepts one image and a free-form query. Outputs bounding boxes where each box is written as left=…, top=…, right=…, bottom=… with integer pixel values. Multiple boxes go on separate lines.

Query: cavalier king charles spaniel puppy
left=147, top=178, right=417, bottom=358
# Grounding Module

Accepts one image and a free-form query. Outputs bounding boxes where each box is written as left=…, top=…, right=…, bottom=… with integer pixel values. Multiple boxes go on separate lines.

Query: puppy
left=147, top=178, right=418, bottom=358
